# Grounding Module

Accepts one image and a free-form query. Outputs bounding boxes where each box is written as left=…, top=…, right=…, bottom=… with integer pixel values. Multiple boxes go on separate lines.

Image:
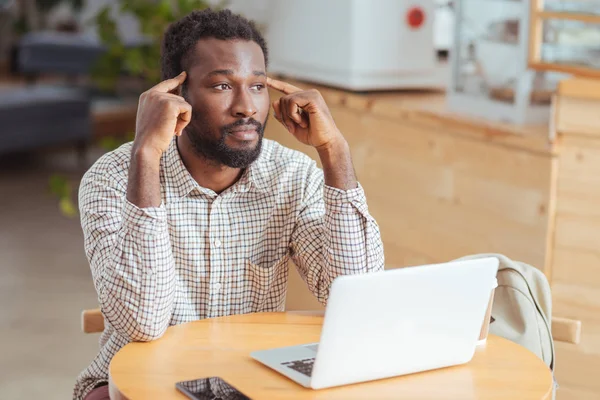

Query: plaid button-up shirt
left=74, top=138, right=384, bottom=399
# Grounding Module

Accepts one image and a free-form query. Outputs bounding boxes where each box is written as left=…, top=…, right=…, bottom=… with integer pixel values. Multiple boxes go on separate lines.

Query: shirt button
left=213, top=282, right=222, bottom=291
left=214, top=238, right=222, bottom=248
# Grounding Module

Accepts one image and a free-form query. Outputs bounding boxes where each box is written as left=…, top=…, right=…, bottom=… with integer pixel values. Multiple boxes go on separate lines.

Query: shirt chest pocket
left=244, top=255, right=289, bottom=313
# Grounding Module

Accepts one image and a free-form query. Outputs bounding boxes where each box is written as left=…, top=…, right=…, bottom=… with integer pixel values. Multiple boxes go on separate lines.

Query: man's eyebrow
left=206, top=69, right=234, bottom=78
left=205, top=69, right=266, bottom=78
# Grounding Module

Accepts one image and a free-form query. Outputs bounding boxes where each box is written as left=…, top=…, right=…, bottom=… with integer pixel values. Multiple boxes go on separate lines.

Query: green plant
left=49, top=174, right=78, bottom=218
left=91, top=0, right=217, bottom=92
left=52, top=0, right=225, bottom=217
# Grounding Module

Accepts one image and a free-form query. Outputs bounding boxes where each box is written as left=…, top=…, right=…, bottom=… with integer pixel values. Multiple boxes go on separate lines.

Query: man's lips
left=228, top=125, right=259, bottom=140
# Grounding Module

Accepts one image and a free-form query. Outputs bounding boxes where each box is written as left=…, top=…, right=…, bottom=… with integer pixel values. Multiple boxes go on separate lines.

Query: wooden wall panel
left=552, top=81, right=600, bottom=399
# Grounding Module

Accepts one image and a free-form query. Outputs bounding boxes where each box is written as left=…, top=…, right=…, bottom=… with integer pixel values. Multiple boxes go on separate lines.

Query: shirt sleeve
left=78, top=167, right=176, bottom=341
left=289, top=161, right=385, bottom=304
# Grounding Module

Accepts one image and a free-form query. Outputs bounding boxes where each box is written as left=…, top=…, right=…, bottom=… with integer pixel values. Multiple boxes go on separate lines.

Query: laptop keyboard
left=281, top=358, right=315, bottom=377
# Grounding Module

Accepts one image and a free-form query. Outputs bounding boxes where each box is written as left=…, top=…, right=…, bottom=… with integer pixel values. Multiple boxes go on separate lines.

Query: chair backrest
left=82, top=308, right=104, bottom=334
left=552, top=316, right=581, bottom=344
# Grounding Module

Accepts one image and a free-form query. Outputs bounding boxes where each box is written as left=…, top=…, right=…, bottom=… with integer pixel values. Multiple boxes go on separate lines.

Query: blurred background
left=1, top=0, right=600, bottom=399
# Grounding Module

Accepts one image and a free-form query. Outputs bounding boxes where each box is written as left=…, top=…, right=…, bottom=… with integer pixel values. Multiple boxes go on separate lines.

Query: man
left=75, top=8, right=384, bottom=400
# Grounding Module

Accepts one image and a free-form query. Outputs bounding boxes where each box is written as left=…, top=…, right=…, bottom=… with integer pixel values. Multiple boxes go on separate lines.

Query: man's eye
left=251, top=84, right=265, bottom=91
left=214, top=84, right=231, bottom=90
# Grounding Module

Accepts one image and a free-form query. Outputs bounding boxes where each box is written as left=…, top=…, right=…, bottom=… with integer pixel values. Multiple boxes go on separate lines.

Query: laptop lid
left=310, top=257, right=499, bottom=389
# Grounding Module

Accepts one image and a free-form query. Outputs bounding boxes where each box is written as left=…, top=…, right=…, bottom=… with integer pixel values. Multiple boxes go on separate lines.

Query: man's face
left=182, top=38, right=270, bottom=168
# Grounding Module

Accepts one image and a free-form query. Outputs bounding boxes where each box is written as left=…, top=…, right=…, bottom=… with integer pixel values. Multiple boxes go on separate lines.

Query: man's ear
left=168, top=71, right=186, bottom=97
left=178, top=79, right=187, bottom=99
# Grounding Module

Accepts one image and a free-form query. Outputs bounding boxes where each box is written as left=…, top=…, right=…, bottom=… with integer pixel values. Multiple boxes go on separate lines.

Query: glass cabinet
left=529, top=0, right=600, bottom=77
left=448, top=0, right=563, bottom=125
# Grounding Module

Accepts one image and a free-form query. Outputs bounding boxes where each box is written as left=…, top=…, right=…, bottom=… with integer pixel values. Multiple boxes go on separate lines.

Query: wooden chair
left=552, top=317, right=582, bottom=345
left=81, top=308, right=582, bottom=344
left=82, top=308, right=104, bottom=334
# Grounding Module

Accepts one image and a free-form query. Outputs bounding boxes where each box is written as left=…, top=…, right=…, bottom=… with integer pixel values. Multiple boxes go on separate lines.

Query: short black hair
left=161, top=8, right=268, bottom=81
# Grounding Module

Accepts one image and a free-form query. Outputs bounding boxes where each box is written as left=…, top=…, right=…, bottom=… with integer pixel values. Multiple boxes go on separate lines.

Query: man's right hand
left=133, top=71, right=192, bottom=159
left=127, top=72, right=191, bottom=208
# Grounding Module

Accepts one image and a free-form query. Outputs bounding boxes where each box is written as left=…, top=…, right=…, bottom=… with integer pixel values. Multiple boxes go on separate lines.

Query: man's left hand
left=268, top=77, right=344, bottom=150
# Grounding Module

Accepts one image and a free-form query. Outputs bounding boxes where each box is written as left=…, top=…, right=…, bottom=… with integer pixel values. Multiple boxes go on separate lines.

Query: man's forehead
left=188, top=38, right=266, bottom=74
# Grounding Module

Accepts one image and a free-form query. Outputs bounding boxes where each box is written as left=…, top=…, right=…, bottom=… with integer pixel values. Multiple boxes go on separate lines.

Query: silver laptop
left=251, top=257, right=499, bottom=389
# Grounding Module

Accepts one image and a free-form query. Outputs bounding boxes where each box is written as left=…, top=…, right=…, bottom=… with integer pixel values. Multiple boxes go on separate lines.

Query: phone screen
left=175, top=377, right=251, bottom=400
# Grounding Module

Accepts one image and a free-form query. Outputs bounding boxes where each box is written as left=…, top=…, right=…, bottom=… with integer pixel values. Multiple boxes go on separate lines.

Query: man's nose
left=231, top=89, right=258, bottom=118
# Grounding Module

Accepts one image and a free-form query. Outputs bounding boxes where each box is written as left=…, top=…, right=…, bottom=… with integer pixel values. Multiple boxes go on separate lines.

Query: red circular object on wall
left=407, top=7, right=425, bottom=29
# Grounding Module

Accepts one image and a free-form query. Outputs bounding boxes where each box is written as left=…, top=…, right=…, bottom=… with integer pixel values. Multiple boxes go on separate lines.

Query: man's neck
left=176, top=135, right=244, bottom=194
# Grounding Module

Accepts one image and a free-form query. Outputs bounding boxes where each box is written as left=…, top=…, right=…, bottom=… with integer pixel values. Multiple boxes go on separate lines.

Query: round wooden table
left=109, top=311, right=553, bottom=399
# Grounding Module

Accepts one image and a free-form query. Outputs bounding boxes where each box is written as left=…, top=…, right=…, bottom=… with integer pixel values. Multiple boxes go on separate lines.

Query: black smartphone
left=175, top=377, right=251, bottom=400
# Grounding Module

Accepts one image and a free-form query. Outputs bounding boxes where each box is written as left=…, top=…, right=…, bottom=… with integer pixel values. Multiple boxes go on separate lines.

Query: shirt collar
left=162, top=138, right=270, bottom=202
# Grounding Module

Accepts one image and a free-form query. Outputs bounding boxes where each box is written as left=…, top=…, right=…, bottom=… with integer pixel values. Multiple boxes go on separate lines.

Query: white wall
left=217, top=0, right=270, bottom=27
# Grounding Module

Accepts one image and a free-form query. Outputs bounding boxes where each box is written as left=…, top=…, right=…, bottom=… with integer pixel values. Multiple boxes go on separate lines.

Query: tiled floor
left=0, top=148, right=102, bottom=399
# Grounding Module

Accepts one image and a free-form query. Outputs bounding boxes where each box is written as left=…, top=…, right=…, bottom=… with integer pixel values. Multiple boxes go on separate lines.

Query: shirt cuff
left=121, top=199, right=167, bottom=237
left=324, top=182, right=369, bottom=214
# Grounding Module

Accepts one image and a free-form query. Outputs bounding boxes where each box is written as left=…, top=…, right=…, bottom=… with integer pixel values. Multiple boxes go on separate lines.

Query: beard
left=185, top=114, right=267, bottom=169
